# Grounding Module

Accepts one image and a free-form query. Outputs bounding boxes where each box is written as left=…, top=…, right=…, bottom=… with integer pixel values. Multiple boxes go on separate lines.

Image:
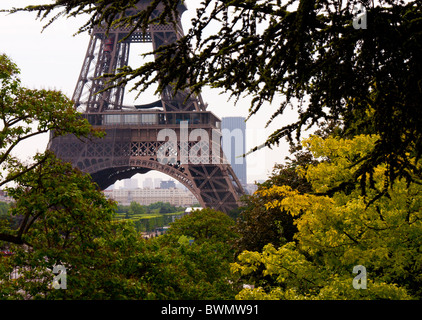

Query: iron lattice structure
left=48, top=1, right=245, bottom=213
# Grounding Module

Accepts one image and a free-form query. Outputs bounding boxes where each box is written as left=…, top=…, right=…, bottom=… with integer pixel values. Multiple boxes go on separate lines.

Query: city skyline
left=104, top=187, right=199, bottom=207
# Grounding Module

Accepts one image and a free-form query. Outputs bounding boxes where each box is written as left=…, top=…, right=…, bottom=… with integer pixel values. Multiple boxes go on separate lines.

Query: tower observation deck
left=49, top=1, right=245, bottom=213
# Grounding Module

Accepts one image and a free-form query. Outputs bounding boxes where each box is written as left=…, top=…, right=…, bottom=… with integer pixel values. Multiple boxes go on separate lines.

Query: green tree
left=131, top=208, right=239, bottom=299
left=0, top=156, right=239, bottom=299
left=0, top=54, right=103, bottom=245
left=10, top=0, right=422, bottom=190
left=0, top=201, right=9, bottom=216
left=145, top=201, right=179, bottom=214
left=0, top=154, right=239, bottom=299
left=233, top=148, right=315, bottom=254
left=128, top=201, right=146, bottom=217
left=232, top=134, right=421, bottom=300
left=0, top=55, right=103, bottom=259
left=0, top=54, right=102, bottom=190
left=115, top=204, right=129, bottom=215
left=159, top=202, right=180, bottom=214
left=166, top=208, right=238, bottom=244
left=0, top=55, right=148, bottom=299
left=0, top=153, right=150, bottom=299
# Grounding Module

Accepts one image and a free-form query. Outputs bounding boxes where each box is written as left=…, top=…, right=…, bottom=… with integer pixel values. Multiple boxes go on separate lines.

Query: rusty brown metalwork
left=48, top=1, right=244, bottom=213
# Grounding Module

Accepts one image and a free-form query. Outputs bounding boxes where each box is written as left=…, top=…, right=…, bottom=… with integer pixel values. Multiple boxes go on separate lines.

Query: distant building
left=154, top=178, right=162, bottom=189
left=143, top=177, right=153, bottom=189
left=0, top=189, right=13, bottom=203
left=123, top=178, right=138, bottom=189
left=221, top=117, right=247, bottom=186
left=104, top=187, right=199, bottom=207
left=160, top=180, right=176, bottom=189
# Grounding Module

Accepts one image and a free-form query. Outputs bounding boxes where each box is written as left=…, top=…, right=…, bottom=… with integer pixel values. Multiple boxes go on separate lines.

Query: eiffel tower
left=48, top=1, right=245, bottom=213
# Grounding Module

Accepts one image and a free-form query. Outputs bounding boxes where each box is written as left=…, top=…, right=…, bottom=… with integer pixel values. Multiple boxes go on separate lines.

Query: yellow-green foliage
left=233, top=135, right=421, bottom=300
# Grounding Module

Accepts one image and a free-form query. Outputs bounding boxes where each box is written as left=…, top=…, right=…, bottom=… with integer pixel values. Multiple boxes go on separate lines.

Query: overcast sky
left=0, top=0, right=301, bottom=186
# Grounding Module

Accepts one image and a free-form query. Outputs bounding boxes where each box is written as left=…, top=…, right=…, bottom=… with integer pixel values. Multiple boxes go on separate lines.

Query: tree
left=8, top=0, right=422, bottom=191
left=128, top=201, right=146, bottom=216
left=232, top=134, right=422, bottom=299
left=0, top=153, right=151, bottom=299
left=233, top=147, right=315, bottom=254
left=0, top=54, right=103, bottom=244
left=0, top=55, right=149, bottom=299
left=0, top=153, right=239, bottom=299
left=158, top=202, right=179, bottom=214
left=0, top=201, right=9, bottom=216
left=0, top=156, right=238, bottom=299
left=136, top=208, right=239, bottom=299
left=138, top=235, right=238, bottom=299
left=0, top=54, right=102, bottom=189
left=166, top=208, right=238, bottom=244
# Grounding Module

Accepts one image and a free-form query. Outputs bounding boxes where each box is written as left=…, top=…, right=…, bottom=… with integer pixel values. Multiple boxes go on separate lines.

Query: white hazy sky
left=0, top=0, right=302, bottom=186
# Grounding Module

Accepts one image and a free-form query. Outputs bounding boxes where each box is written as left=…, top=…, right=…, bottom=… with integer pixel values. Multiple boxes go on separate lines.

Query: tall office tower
left=143, top=177, right=153, bottom=189
left=124, top=178, right=138, bottom=189
left=160, top=180, right=176, bottom=189
left=154, top=178, right=162, bottom=189
left=221, top=117, right=247, bottom=186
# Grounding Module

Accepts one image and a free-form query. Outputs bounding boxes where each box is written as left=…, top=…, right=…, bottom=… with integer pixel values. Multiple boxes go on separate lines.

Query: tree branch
left=0, top=233, right=25, bottom=245
left=0, top=152, right=49, bottom=188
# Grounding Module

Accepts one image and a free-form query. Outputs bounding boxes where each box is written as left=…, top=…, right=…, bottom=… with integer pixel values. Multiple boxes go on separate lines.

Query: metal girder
left=49, top=2, right=245, bottom=213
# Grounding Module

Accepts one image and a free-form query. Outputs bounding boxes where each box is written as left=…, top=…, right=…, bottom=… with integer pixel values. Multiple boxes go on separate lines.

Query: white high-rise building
left=154, top=178, right=162, bottom=189
left=123, top=178, right=138, bottom=189
left=221, top=117, right=247, bottom=186
left=143, top=177, right=153, bottom=189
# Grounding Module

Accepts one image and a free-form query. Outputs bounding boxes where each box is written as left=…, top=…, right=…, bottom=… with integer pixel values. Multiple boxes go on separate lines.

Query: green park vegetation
left=1, top=0, right=421, bottom=300
left=0, top=202, right=10, bottom=217
left=113, top=201, right=186, bottom=232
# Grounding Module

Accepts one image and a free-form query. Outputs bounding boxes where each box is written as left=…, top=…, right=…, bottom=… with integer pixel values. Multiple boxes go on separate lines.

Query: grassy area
left=114, top=210, right=186, bottom=232
left=114, top=210, right=185, bottom=220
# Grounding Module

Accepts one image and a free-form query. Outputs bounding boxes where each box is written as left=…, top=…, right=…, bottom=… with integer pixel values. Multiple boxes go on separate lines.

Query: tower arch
left=48, top=1, right=244, bottom=213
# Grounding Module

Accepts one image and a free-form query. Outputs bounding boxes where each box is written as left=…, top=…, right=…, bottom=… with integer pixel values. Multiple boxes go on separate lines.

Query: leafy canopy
left=232, top=134, right=422, bottom=299
left=0, top=54, right=102, bottom=188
